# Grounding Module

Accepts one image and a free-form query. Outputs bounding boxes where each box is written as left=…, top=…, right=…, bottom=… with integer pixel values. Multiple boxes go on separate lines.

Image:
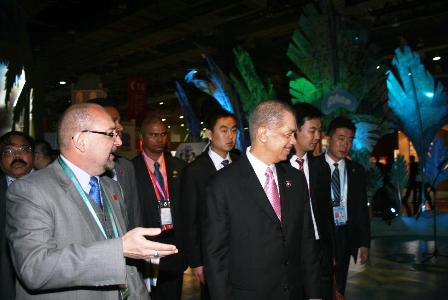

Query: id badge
left=333, top=205, right=347, bottom=226
left=160, top=199, right=172, bottom=226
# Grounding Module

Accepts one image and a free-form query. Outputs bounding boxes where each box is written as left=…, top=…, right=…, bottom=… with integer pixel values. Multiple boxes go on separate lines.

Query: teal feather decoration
left=387, top=46, right=448, bottom=160
left=425, top=137, right=448, bottom=188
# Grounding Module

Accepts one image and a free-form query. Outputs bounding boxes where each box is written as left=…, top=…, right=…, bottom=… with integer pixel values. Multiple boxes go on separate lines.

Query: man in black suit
left=132, top=115, right=187, bottom=300
left=203, top=100, right=321, bottom=300
left=181, top=109, right=239, bottom=299
left=0, top=131, right=35, bottom=300
left=289, top=103, right=334, bottom=300
left=325, top=117, right=370, bottom=297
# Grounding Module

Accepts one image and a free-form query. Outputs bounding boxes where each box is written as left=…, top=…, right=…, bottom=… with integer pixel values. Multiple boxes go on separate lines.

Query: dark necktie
left=154, top=162, right=166, bottom=199
left=89, top=176, right=102, bottom=209
left=221, top=159, right=230, bottom=167
left=296, top=158, right=304, bottom=172
left=331, top=163, right=341, bottom=206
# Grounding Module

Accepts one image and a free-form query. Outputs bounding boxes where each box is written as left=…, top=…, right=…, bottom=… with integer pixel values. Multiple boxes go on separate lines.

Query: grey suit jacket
left=6, top=159, right=149, bottom=300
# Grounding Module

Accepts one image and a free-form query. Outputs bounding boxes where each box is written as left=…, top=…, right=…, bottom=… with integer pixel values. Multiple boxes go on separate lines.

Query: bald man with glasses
left=6, top=103, right=178, bottom=300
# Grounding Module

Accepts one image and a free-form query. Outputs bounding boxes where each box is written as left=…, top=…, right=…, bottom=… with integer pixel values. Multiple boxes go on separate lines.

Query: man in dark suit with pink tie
left=203, top=100, right=321, bottom=300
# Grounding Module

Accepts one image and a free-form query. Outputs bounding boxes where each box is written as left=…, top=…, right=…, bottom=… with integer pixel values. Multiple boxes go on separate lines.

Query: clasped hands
left=122, top=227, right=178, bottom=260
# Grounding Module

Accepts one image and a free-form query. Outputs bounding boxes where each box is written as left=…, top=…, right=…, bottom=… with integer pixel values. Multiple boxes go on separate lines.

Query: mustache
left=11, top=159, right=27, bottom=167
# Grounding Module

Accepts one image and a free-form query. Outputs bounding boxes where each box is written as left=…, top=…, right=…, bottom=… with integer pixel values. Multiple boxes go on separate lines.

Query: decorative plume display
left=425, top=137, right=448, bottom=188
left=286, top=2, right=385, bottom=117
left=174, top=81, right=201, bottom=142
left=389, top=155, right=408, bottom=205
left=286, top=1, right=390, bottom=165
left=184, top=54, right=246, bottom=150
left=387, top=46, right=448, bottom=160
left=387, top=46, right=448, bottom=209
left=229, top=47, right=276, bottom=117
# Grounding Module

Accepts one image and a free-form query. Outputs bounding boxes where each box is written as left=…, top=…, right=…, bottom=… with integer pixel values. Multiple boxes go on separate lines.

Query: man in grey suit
left=6, top=103, right=178, bottom=299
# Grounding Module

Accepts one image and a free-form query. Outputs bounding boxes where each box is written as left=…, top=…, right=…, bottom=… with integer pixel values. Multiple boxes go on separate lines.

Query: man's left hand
left=359, top=247, right=369, bottom=264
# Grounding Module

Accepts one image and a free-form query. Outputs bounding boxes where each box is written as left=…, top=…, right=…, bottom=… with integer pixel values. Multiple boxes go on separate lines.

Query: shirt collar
left=208, top=147, right=231, bottom=170
left=325, top=152, right=345, bottom=169
left=60, top=155, right=97, bottom=193
left=246, top=146, right=277, bottom=183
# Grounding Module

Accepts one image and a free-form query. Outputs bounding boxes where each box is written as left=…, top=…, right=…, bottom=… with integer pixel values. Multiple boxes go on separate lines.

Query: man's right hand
left=122, top=227, right=178, bottom=260
left=192, top=266, right=205, bottom=284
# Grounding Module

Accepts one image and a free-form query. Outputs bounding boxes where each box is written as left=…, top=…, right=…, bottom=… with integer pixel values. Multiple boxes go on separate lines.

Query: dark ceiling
left=7, top=0, right=448, bottom=126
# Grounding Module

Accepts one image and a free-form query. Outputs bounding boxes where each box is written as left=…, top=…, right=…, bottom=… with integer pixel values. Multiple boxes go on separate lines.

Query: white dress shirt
left=325, top=152, right=348, bottom=222
left=290, top=153, right=319, bottom=240
left=246, top=147, right=279, bottom=193
left=60, top=155, right=100, bottom=196
left=208, top=147, right=232, bottom=171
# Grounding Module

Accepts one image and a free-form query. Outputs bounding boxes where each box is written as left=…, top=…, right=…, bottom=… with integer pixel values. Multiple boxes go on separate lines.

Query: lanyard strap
left=148, top=170, right=167, bottom=200
left=58, top=158, right=119, bottom=239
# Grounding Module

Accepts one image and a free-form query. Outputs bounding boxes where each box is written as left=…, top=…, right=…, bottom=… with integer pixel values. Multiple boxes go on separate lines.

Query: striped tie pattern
left=331, top=163, right=341, bottom=206
left=296, top=158, right=304, bottom=172
left=221, top=159, right=230, bottom=167
left=264, top=167, right=282, bottom=221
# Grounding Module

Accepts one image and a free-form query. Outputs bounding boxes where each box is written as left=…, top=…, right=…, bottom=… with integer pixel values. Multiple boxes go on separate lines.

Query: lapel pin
left=172, top=170, right=178, bottom=178
left=112, top=194, right=119, bottom=201
left=285, top=180, right=292, bottom=188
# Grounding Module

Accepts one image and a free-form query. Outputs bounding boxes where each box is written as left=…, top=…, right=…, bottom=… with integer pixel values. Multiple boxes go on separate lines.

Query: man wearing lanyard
left=289, top=103, right=334, bottom=300
left=6, top=103, right=178, bottom=300
left=324, top=116, right=370, bottom=297
left=0, top=131, right=35, bottom=300
left=181, top=109, right=239, bottom=300
left=132, top=116, right=186, bottom=300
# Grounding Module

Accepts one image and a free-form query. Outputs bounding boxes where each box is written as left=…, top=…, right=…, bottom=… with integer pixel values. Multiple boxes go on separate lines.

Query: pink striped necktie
left=264, top=167, right=282, bottom=221
left=296, top=158, right=304, bottom=172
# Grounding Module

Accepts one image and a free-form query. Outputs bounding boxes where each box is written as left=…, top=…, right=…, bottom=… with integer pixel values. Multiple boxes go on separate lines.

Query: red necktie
left=296, top=158, right=304, bottom=172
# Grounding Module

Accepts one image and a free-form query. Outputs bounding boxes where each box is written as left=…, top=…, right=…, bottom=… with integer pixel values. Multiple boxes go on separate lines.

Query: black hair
left=205, top=109, right=236, bottom=131
left=292, top=102, right=323, bottom=129
left=327, top=116, right=356, bottom=136
left=0, top=131, right=35, bottom=151
left=34, top=139, right=53, bottom=158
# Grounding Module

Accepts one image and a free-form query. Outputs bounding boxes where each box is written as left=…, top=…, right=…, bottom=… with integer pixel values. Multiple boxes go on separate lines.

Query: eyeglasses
left=81, top=129, right=120, bottom=139
left=147, top=132, right=169, bottom=138
left=1, top=145, right=33, bottom=157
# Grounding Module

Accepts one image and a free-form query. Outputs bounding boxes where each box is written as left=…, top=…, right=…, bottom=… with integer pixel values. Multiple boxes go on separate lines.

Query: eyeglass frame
left=81, top=129, right=120, bottom=139
left=1, top=145, right=33, bottom=157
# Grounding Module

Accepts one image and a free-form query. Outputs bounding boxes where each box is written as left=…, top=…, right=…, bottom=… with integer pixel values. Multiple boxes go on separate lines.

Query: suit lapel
left=52, top=161, right=107, bottom=240
left=101, top=178, right=126, bottom=236
left=346, top=159, right=355, bottom=219
left=277, top=163, right=291, bottom=228
left=136, top=154, right=159, bottom=207
left=240, top=157, right=280, bottom=224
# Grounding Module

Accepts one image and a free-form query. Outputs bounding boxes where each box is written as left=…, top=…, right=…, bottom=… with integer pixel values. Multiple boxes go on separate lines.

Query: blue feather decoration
left=387, top=46, right=448, bottom=160
left=174, top=81, right=201, bottom=141
left=425, top=137, right=448, bottom=188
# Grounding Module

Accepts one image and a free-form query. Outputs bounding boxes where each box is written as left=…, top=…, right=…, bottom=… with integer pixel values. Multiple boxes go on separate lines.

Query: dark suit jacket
left=132, top=152, right=187, bottom=273
left=0, top=174, right=15, bottom=300
left=308, top=154, right=335, bottom=265
left=113, top=156, right=142, bottom=229
left=180, top=150, right=239, bottom=268
left=203, top=155, right=320, bottom=300
left=345, top=159, right=371, bottom=259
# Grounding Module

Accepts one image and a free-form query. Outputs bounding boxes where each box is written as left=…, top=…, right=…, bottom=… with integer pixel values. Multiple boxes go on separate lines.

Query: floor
left=181, top=215, right=448, bottom=300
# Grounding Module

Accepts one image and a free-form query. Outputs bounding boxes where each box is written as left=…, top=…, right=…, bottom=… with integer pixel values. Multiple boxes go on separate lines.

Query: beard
left=103, top=153, right=116, bottom=173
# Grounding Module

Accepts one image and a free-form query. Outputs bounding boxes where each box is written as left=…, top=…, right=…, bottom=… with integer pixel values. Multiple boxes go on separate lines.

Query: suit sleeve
left=125, top=162, right=143, bottom=229
left=300, top=175, right=321, bottom=299
left=6, top=180, right=127, bottom=291
left=203, top=179, right=233, bottom=300
left=180, top=165, right=203, bottom=268
left=357, top=166, right=371, bottom=248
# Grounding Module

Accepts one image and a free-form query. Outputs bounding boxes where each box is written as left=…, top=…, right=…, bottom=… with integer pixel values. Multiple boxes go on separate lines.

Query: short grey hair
left=248, top=100, right=295, bottom=141
left=57, top=103, right=101, bottom=151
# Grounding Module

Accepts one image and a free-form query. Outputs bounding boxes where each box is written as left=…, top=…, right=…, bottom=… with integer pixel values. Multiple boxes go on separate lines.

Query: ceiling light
left=159, top=101, right=164, bottom=105
left=161, top=118, right=166, bottom=122
left=59, top=81, right=67, bottom=85
left=200, top=121, right=204, bottom=125
left=179, top=115, right=184, bottom=119
left=180, top=123, right=184, bottom=127
left=167, top=125, right=171, bottom=129
left=376, top=65, right=380, bottom=69
left=433, top=56, right=441, bottom=61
